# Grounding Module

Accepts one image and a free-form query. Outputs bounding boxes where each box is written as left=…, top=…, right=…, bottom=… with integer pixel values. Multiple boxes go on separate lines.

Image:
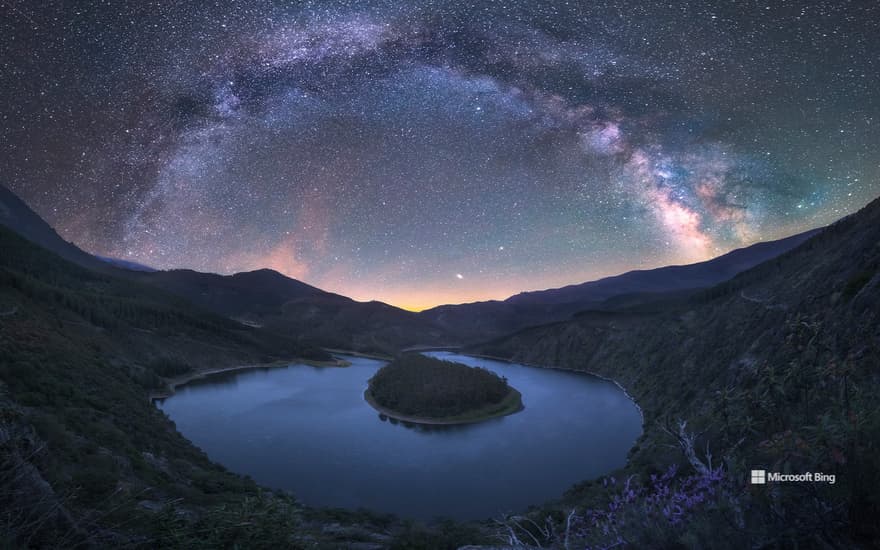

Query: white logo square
left=750, top=469, right=766, bottom=484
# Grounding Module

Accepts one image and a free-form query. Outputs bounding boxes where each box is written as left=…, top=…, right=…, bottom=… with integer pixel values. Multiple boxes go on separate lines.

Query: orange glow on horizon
left=206, top=229, right=809, bottom=311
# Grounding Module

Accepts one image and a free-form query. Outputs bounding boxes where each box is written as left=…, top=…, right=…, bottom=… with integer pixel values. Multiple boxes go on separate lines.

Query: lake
left=156, top=352, right=642, bottom=520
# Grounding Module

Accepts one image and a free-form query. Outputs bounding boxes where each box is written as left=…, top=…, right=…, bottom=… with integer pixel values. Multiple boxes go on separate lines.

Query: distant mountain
left=0, top=182, right=825, bottom=352
left=131, top=267, right=330, bottom=317
left=130, top=267, right=451, bottom=354
left=0, top=184, right=110, bottom=271
left=0, top=184, right=450, bottom=354
left=96, top=255, right=157, bottom=272
left=3, top=174, right=878, bottom=546
left=470, top=196, right=880, bottom=546
left=508, top=229, right=822, bottom=305
left=0, top=185, right=154, bottom=275
left=420, top=228, right=821, bottom=340
left=0, top=221, right=378, bottom=547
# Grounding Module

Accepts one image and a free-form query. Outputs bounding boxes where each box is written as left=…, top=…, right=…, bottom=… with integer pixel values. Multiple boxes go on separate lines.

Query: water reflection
left=157, top=352, right=642, bottom=519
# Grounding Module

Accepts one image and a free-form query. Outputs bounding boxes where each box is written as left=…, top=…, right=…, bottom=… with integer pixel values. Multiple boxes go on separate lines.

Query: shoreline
left=323, top=348, right=394, bottom=361
left=455, top=351, right=645, bottom=423
left=149, top=348, right=642, bottom=426
left=148, top=355, right=350, bottom=401
left=362, top=386, right=524, bottom=426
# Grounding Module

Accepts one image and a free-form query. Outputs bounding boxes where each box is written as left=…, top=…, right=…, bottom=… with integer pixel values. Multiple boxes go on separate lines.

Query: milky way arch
left=2, top=1, right=877, bottom=309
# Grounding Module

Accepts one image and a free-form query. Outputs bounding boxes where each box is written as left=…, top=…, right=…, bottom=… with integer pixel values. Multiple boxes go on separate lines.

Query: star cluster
left=2, top=0, right=878, bottom=309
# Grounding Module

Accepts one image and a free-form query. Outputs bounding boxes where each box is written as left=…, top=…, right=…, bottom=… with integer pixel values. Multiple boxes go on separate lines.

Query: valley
left=156, top=352, right=639, bottom=520
left=4, top=2, right=879, bottom=547
left=1, top=185, right=878, bottom=547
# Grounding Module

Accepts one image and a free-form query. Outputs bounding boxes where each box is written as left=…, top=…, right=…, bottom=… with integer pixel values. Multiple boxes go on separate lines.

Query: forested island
left=364, top=354, right=523, bottom=424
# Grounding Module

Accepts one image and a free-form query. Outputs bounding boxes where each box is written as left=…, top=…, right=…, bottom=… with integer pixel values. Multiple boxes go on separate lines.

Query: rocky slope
left=470, top=197, right=880, bottom=547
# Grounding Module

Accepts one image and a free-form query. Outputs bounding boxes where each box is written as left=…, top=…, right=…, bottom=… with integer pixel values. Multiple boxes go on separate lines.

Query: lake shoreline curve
left=362, top=386, right=524, bottom=425
left=149, top=356, right=350, bottom=401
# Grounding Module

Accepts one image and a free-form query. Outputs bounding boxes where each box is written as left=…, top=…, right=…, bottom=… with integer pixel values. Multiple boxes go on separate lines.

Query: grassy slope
left=471, top=199, right=880, bottom=547
left=129, top=270, right=452, bottom=357
left=4, top=191, right=878, bottom=547
left=0, top=226, right=408, bottom=548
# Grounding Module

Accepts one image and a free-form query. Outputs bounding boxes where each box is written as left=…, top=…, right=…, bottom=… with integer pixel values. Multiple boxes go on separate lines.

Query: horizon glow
left=2, top=1, right=877, bottom=309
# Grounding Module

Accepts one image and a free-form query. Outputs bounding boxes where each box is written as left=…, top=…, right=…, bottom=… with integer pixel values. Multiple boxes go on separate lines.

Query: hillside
left=0, top=226, right=440, bottom=547
left=3, top=178, right=878, bottom=547
left=2, top=183, right=822, bottom=353
left=0, top=185, right=111, bottom=273
left=0, top=184, right=451, bottom=355
left=508, top=228, right=821, bottom=306
left=470, top=198, right=880, bottom=547
left=420, top=228, right=820, bottom=341
left=130, top=269, right=450, bottom=355
left=95, top=255, right=157, bottom=272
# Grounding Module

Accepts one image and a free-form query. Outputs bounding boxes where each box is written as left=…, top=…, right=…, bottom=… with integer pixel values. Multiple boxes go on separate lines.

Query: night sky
left=2, top=1, right=878, bottom=310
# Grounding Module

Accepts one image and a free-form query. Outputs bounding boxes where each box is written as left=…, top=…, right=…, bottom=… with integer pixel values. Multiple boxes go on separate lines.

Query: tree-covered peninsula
left=364, top=354, right=523, bottom=424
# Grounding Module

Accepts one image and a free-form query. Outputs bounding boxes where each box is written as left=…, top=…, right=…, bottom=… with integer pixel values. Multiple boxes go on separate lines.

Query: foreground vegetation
left=474, top=198, right=880, bottom=548
left=0, top=226, right=402, bottom=548
left=365, top=354, right=522, bottom=423
left=3, top=192, right=880, bottom=548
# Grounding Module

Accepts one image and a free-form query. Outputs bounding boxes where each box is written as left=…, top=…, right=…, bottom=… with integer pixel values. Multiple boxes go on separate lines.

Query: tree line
left=367, top=354, right=510, bottom=418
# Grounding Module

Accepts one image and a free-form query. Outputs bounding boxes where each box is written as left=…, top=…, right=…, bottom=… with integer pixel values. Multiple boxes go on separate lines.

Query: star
left=2, top=0, right=876, bottom=309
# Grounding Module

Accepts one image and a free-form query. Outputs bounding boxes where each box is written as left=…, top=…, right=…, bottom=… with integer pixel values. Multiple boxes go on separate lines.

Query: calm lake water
left=156, top=352, right=642, bottom=520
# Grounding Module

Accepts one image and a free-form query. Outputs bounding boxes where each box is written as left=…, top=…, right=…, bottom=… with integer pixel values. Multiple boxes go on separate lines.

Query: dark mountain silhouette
left=420, top=227, right=821, bottom=340
left=130, top=268, right=449, bottom=354
left=507, top=229, right=822, bottom=305
left=0, top=184, right=110, bottom=272
left=0, top=184, right=449, bottom=354
left=96, top=255, right=157, bottom=272
left=2, top=178, right=878, bottom=546
left=131, top=267, right=331, bottom=316
left=2, top=183, right=824, bottom=350
left=470, top=196, right=880, bottom=546
left=0, top=223, right=372, bottom=547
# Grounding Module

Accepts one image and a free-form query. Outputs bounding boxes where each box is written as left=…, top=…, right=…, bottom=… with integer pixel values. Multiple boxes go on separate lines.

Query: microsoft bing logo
left=750, top=470, right=766, bottom=484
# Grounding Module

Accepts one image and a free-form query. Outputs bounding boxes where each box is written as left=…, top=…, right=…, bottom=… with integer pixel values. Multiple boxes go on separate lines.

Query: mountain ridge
left=2, top=180, right=879, bottom=545
left=468, top=194, right=880, bottom=546
left=506, top=228, right=822, bottom=305
left=0, top=184, right=111, bottom=272
left=0, top=184, right=449, bottom=353
left=419, top=226, right=821, bottom=340
left=96, top=255, right=157, bottom=272
left=0, top=183, right=836, bottom=351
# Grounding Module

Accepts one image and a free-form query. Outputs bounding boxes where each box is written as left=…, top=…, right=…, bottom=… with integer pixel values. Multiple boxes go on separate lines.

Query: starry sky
left=2, top=1, right=878, bottom=310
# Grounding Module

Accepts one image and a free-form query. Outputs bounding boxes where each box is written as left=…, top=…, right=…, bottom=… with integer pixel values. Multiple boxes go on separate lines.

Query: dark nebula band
left=2, top=0, right=877, bottom=309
